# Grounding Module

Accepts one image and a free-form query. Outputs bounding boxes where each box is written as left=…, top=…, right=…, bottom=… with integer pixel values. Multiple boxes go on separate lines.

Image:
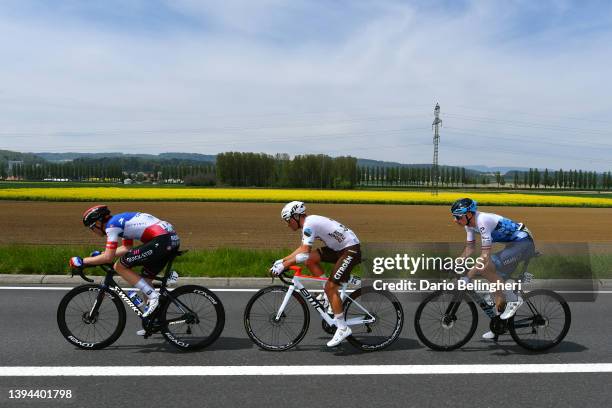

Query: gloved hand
left=270, top=261, right=285, bottom=276
left=90, top=250, right=102, bottom=257
left=69, top=256, right=84, bottom=269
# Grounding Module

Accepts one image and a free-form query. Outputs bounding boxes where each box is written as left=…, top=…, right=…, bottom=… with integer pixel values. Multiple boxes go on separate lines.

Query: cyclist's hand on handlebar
left=69, top=256, right=84, bottom=270
left=270, top=262, right=284, bottom=276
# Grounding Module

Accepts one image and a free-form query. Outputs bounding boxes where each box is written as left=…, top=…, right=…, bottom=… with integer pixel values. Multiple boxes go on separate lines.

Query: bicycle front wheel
left=57, top=284, right=126, bottom=350
left=159, top=285, right=225, bottom=351
left=244, top=285, right=309, bottom=351
left=414, top=290, right=478, bottom=351
left=344, top=287, right=404, bottom=351
left=509, top=289, right=571, bottom=351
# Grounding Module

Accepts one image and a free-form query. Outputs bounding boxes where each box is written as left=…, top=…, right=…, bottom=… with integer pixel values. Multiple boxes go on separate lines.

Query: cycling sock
left=135, top=279, right=158, bottom=299
left=335, top=314, right=347, bottom=330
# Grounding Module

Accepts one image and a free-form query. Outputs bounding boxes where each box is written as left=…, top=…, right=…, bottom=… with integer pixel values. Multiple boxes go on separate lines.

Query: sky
left=0, top=0, right=611, bottom=170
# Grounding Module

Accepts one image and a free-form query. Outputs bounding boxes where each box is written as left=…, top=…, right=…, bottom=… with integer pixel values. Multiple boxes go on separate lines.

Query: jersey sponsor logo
left=303, top=227, right=313, bottom=237
left=125, top=249, right=153, bottom=263
left=328, top=229, right=346, bottom=244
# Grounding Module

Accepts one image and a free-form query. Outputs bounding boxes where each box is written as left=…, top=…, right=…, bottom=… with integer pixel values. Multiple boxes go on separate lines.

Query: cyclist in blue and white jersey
left=270, top=201, right=362, bottom=347
left=451, top=198, right=535, bottom=339
left=69, top=205, right=180, bottom=320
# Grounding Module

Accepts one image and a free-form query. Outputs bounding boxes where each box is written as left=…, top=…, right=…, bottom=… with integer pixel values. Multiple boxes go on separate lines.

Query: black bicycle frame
left=84, top=252, right=198, bottom=327
left=444, top=253, right=536, bottom=320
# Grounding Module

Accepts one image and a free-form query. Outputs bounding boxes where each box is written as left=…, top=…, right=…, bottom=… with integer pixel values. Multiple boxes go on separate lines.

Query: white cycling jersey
left=465, top=211, right=530, bottom=249
left=301, top=215, right=360, bottom=251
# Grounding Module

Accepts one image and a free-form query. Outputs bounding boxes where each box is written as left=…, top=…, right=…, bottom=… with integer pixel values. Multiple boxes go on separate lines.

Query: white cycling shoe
left=500, top=296, right=523, bottom=320
left=482, top=331, right=496, bottom=340
left=327, top=326, right=352, bottom=347
left=136, top=329, right=146, bottom=336
left=142, top=296, right=159, bottom=318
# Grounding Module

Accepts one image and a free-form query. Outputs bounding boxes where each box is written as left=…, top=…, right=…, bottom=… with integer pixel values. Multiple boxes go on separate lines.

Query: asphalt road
left=1, top=287, right=611, bottom=408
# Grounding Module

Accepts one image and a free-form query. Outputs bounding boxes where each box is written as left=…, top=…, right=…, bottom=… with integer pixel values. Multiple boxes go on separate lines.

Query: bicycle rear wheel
left=159, top=285, right=225, bottom=351
left=508, top=289, right=571, bottom=351
left=57, top=285, right=126, bottom=350
left=344, top=287, right=404, bottom=351
left=244, top=286, right=309, bottom=351
left=414, top=290, right=478, bottom=351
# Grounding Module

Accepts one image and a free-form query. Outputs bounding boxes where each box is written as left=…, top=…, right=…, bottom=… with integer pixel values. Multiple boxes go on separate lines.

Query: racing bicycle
left=244, top=266, right=404, bottom=351
left=57, top=250, right=225, bottom=351
left=414, top=252, right=571, bottom=351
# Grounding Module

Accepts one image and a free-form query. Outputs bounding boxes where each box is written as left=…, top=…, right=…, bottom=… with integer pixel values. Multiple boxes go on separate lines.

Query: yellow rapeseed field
left=1, top=187, right=611, bottom=207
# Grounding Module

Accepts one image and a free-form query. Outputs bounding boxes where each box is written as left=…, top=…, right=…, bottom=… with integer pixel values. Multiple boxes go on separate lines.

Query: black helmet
left=82, top=205, right=111, bottom=228
left=451, top=198, right=477, bottom=216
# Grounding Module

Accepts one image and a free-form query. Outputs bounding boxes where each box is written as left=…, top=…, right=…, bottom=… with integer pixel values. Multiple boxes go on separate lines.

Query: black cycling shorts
left=317, top=244, right=362, bottom=284
left=120, top=233, right=180, bottom=277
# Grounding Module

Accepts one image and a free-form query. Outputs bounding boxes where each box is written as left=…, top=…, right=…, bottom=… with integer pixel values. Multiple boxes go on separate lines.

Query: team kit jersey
left=301, top=215, right=360, bottom=251
left=465, top=211, right=534, bottom=276
left=465, top=211, right=531, bottom=249
left=104, top=212, right=175, bottom=250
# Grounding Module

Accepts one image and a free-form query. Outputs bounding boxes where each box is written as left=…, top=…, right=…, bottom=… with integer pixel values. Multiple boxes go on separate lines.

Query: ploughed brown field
left=1, top=201, right=610, bottom=249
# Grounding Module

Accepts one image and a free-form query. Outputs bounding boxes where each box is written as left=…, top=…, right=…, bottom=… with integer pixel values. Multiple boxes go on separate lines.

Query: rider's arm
left=83, top=246, right=117, bottom=266
left=460, top=241, right=476, bottom=258
left=83, top=228, right=122, bottom=266
left=467, top=247, right=492, bottom=279
left=115, top=239, right=134, bottom=257
left=282, top=244, right=312, bottom=267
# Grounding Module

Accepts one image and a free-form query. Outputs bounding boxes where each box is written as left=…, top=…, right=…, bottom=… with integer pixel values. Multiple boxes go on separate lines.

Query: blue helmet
left=451, top=198, right=477, bottom=216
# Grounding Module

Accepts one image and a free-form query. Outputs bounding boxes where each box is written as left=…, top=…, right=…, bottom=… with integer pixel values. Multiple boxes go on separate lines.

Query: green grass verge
left=0, top=244, right=608, bottom=279
left=0, top=245, right=346, bottom=277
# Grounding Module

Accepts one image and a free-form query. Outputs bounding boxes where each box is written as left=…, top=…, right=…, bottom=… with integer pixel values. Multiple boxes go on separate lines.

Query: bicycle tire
left=414, top=290, right=478, bottom=351
left=57, top=284, right=126, bottom=350
left=159, top=285, right=225, bottom=351
left=244, top=285, right=309, bottom=351
left=345, top=287, right=404, bottom=351
left=508, top=289, right=571, bottom=351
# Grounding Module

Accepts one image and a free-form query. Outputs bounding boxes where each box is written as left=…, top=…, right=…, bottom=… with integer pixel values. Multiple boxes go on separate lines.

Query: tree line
left=216, top=152, right=358, bottom=188
left=2, top=151, right=612, bottom=190
left=2, top=158, right=216, bottom=185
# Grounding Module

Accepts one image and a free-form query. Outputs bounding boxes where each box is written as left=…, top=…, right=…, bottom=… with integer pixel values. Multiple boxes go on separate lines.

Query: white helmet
left=281, top=201, right=306, bottom=221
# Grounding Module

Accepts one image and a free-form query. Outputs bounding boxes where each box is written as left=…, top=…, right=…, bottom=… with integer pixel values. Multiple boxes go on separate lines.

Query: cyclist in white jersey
left=270, top=201, right=362, bottom=347
left=69, top=205, right=180, bottom=320
left=451, top=198, right=535, bottom=339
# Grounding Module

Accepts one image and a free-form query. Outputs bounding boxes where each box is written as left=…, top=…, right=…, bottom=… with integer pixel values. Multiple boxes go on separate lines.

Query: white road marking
left=2, top=364, right=612, bottom=376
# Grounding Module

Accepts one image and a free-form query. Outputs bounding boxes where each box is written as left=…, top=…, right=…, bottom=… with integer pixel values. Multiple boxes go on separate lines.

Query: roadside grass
left=0, top=245, right=608, bottom=279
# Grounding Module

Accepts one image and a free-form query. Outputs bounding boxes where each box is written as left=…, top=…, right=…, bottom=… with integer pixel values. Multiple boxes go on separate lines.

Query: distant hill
left=357, top=158, right=483, bottom=176
left=0, top=150, right=45, bottom=163
left=465, top=165, right=531, bottom=174
left=35, top=152, right=216, bottom=163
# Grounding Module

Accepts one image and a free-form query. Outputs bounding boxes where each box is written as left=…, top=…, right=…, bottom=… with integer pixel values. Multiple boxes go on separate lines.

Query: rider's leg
left=477, top=261, right=505, bottom=312
left=304, top=250, right=325, bottom=276
left=325, top=280, right=344, bottom=320
left=115, top=261, right=159, bottom=317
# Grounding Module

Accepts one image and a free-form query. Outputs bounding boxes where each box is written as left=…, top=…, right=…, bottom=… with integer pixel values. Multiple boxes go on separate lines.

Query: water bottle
left=128, top=290, right=143, bottom=307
